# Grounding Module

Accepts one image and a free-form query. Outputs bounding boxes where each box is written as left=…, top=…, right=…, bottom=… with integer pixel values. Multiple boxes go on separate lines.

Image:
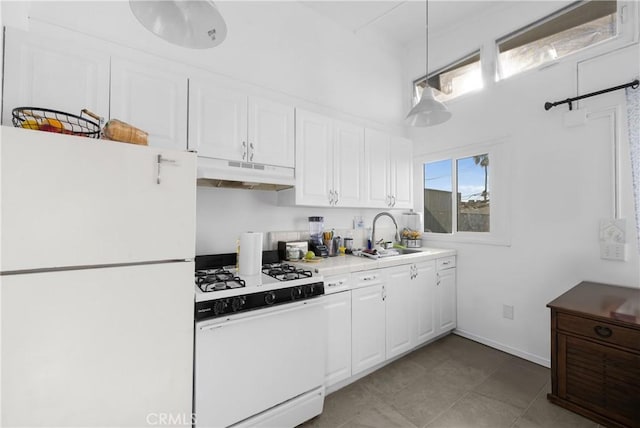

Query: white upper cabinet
left=189, top=78, right=294, bottom=168
left=333, top=120, right=365, bottom=207
left=293, top=110, right=364, bottom=207
left=2, top=28, right=109, bottom=127
left=364, top=128, right=391, bottom=207
left=390, top=136, right=413, bottom=209
left=364, top=129, right=413, bottom=209
left=110, top=57, right=188, bottom=151
left=248, top=97, right=295, bottom=167
left=188, top=80, right=248, bottom=161
left=294, top=109, right=333, bottom=206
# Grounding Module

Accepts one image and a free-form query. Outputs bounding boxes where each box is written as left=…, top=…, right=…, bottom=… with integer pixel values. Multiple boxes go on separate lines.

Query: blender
left=308, top=216, right=328, bottom=257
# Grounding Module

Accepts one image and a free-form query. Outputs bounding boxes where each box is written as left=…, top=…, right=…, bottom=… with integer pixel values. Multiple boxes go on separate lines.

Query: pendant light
left=406, top=0, right=451, bottom=127
left=130, top=0, right=227, bottom=49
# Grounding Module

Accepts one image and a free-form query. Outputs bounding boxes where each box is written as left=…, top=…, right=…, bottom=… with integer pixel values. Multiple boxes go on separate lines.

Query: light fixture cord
left=425, top=0, right=429, bottom=88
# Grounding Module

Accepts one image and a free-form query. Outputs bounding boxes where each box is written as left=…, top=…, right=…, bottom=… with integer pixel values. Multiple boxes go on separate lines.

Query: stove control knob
left=304, top=284, right=315, bottom=296
left=213, top=299, right=227, bottom=315
left=231, top=296, right=246, bottom=312
left=291, top=287, right=303, bottom=300
left=264, top=291, right=276, bottom=305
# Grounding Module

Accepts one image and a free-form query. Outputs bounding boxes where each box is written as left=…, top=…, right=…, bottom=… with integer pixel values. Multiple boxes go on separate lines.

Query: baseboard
left=453, top=329, right=550, bottom=368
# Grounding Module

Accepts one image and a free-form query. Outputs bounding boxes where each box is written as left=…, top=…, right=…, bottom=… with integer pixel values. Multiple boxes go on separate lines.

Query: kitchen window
left=417, top=139, right=510, bottom=246
left=412, top=51, right=482, bottom=104
left=497, top=0, right=618, bottom=80
left=424, top=154, right=490, bottom=234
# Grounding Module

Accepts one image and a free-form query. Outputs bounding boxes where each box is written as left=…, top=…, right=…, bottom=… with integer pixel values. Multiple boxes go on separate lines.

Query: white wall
left=2, top=1, right=406, bottom=128
left=0, top=1, right=411, bottom=255
left=196, top=187, right=405, bottom=254
left=406, top=2, right=640, bottom=365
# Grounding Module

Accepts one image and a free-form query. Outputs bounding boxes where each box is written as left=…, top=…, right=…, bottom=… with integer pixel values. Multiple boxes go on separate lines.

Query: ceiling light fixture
left=129, top=0, right=227, bottom=49
left=406, top=0, right=452, bottom=127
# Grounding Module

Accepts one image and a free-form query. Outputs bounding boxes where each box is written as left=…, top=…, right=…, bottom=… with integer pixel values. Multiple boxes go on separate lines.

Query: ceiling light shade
left=406, top=0, right=451, bottom=127
left=129, top=0, right=227, bottom=49
left=406, top=87, right=452, bottom=127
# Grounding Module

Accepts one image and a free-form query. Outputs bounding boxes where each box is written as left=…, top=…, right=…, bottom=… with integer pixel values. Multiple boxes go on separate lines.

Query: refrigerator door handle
left=156, top=154, right=177, bottom=184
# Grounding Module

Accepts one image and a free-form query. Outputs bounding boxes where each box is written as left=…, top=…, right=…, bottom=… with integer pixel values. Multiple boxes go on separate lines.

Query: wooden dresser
left=547, top=281, right=640, bottom=428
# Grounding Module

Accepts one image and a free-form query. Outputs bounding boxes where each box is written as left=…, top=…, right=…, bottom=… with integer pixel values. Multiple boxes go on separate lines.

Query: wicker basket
left=12, top=107, right=101, bottom=138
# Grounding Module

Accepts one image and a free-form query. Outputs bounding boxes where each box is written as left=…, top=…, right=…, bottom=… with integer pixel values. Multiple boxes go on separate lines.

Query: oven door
left=194, top=299, right=326, bottom=427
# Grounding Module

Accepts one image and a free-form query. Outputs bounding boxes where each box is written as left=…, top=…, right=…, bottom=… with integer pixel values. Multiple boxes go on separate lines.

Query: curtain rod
left=544, top=78, right=639, bottom=111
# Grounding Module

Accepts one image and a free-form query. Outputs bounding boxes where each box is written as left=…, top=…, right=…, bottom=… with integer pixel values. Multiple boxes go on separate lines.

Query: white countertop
left=292, top=247, right=456, bottom=277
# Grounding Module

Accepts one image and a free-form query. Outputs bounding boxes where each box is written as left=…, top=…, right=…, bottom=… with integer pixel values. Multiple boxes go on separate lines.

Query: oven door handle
left=198, top=299, right=324, bottom=331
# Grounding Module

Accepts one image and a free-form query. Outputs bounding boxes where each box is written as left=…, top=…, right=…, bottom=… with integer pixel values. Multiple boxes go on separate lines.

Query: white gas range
left=193, top=256, right=326, bottom=428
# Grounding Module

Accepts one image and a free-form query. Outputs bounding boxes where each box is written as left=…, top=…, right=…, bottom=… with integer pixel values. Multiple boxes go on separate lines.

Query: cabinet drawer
left=436, top=256, right=456, bottom=270
left=557, top=313, right=640, bottom=352
left=351, top=270, right=385, bottom=290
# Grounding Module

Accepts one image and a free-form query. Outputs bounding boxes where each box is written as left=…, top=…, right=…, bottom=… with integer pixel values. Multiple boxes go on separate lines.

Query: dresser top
left=548, top=281, right=640, bottom=326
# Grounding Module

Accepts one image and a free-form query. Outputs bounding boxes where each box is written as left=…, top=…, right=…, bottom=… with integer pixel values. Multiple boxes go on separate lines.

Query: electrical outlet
left=502, top=304, right=514, bottom=320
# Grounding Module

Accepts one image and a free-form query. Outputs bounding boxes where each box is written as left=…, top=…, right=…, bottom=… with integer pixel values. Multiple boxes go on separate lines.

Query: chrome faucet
left=372, top=212, right=400, bottom=248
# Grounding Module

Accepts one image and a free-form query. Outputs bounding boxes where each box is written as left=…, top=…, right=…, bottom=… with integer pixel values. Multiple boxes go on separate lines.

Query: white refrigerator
left=0, top=126, right=196, bottom=427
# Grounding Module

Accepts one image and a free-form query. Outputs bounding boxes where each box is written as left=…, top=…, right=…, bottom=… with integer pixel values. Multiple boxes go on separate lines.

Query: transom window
left=497, top=0, right=617, bottom=80
left=410, top=1, right=623, bottom=105
left=413, top=51, right=482, bottom=104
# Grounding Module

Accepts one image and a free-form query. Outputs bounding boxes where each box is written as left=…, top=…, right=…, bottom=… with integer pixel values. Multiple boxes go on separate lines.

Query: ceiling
left=299, top=1, right=501, bottom=48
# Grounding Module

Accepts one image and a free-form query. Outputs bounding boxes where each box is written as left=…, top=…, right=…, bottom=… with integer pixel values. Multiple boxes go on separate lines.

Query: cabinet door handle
left=391, top=195, right=396, bottom=207
left=242, top=141, right=247, bottom=160
left=334, top=190, right=339, bottom=206
left=156, top=154, right=177, bottom=184
left=249, top=142, right=255, bottom=161
left=328, top=190, right=334, bottom=205
left=362, top=275, right=376, bottom=281
left=593, top=325, right=613, bottom=338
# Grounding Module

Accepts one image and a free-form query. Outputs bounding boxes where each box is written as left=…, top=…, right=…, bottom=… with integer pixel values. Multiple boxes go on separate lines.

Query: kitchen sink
left=356, top=247, right=423, bottom=259
left=394, top=248, right=422, bottom=255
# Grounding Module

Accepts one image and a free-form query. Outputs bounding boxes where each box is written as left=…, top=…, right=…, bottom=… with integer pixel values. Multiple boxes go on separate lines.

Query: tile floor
left=301, top=334, right=601, bottom=428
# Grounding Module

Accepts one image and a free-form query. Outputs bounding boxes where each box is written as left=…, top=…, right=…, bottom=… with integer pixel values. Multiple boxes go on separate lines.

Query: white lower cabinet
left=351, top=271, right=386, bottom=375
left=385, top=265, right=414, bottom=359
left=436, top=258, right=457, bottom=333
left=323, top=289, right=352, bottom=388
left=414, top=261, right=437, bottom=344
left=337, top=256, right=456, bottom=386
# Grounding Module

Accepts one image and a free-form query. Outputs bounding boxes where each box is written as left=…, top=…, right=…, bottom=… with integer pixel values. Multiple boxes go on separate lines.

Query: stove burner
left=196, top=268, right=245, bottom=292
left=262, top=263, right=312, bottom=282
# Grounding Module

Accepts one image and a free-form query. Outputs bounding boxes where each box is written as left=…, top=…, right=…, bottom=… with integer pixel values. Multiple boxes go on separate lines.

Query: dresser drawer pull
left=594, top=325, right=613, bottom=338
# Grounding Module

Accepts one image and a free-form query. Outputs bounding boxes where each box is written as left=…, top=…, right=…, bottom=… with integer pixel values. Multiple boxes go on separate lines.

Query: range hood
left=196, top=157, right=295, bottom=191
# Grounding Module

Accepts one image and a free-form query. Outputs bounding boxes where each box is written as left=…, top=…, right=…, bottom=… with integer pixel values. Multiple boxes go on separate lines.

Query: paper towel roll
left=238, top=232, right=263, bottom=276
